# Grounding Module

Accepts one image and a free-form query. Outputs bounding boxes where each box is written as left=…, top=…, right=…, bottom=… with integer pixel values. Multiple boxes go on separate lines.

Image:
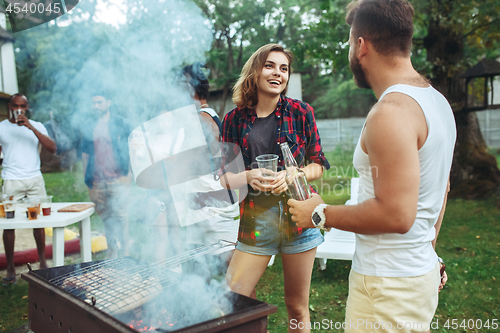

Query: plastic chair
left=315, top=178, right=358, bottom=270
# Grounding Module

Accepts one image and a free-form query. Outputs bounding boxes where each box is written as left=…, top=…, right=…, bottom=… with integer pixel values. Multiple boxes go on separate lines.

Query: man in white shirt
left=0, top=93, right=56, bottom=286
left=289, top=0, right=456, bottom=332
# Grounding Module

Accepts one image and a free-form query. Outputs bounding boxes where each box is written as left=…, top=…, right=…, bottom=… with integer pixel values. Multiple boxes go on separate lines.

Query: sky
left=92, top=0, right=127, bottom=27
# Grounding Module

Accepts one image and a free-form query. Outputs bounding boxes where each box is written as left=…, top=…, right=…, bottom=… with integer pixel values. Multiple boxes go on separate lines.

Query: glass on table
left=0, top=187, right=9, bottom=218
left=41, top=195, right=53, bottom=216
left=4, top=200, right=16, bottom=219
left=26, top=197, right=41, bottom=220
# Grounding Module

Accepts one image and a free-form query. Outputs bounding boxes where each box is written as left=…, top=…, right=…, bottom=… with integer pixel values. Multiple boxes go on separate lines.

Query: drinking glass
left=4, top=200, right=16, bottom=219
left=41, top=195, right=53, bottom=216
left=13, top=109, right=23, bottom=124
left=26, top=197, right=40, bottom=220
left=256, top=154, right=278, bottom=185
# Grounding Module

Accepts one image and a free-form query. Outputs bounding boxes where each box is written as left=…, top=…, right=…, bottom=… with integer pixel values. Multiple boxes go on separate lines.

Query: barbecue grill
left=21, top=241, right=277, bottom=333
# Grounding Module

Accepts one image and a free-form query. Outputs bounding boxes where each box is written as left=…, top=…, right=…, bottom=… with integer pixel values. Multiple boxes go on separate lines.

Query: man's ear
left=357, top=36, right=369, bottom=59
left=107, top=100, right=112, bottom=109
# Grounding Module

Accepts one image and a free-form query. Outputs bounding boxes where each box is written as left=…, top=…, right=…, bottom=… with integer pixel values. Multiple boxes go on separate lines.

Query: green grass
left=310, top=147, right=358, bottom=205
left=489, top=148, right=500, bottom=167
left=1, top=150, right=500, bottom=332
left=0, top=279, right=29, bottom=332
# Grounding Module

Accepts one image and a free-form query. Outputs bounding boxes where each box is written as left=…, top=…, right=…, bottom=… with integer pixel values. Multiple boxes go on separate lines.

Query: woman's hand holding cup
left=247, top=169, right=275, bottom=192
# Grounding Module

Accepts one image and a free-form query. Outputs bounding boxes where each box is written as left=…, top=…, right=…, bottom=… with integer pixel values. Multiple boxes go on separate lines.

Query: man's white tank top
left=352, top=84, right=456, bottom=277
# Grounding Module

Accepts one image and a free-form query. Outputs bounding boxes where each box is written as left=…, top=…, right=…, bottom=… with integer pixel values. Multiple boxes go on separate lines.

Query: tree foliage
left=192, top=0, right=332, bottom=113
left=309, top=0, right=500, bottom=198
left=411, top=0, right=500, bottom=198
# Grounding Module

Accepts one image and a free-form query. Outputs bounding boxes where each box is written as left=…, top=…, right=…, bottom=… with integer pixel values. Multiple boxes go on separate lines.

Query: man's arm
left=290, top=94, right=425, bottom=235
left=302, top=162, right=324, bottom=182
left=432, top=179, right=450, bottom=249
left=17, top=115, right=57, bottom=153
left=34, top=128, right=57, bottom=154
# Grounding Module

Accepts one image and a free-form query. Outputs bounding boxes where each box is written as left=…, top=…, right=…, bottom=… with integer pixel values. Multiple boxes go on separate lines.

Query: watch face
left=312, top=212, right=321, bottom=225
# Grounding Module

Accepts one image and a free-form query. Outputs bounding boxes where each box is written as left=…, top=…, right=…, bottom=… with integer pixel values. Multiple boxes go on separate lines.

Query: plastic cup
left=0, top=193, right=7, bottom=218
left=4, top=200, right=16, bottom=219
left=41, top=195, right=53, bottom=216
left=26, top=197, right=40, bottom=220
left=13, top=109, right=24, bottom=124
left=256, top=154, right=278, bottom=184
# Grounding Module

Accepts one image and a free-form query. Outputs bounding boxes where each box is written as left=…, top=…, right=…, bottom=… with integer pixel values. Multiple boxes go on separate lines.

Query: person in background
left=220, top=44, right=329, bottom=332
left=81, top=90, right=132, bottom=258
left=179, top=63, right=240, bottom=275
left=288, top=1, right=455, bottom=332
left=0, top=93, right=57, bottom=286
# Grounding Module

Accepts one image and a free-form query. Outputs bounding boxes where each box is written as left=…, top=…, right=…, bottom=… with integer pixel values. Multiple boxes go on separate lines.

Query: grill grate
left=49, top=240, right=234, bottom=314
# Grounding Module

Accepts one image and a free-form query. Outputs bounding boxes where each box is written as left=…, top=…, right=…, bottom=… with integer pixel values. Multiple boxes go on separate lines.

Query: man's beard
left=350, top=55, right=371, bottom=89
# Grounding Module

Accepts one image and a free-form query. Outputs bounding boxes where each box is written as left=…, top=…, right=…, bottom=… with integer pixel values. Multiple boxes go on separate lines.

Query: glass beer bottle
left=280, top=142, right=311, bottom=201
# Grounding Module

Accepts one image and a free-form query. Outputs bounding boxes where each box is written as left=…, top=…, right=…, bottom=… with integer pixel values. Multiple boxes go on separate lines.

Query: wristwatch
left=311, top=204, right=330, bottom=231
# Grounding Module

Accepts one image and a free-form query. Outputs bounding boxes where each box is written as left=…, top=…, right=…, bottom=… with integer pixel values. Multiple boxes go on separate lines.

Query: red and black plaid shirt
left=221, top=96, right=330, bottom=245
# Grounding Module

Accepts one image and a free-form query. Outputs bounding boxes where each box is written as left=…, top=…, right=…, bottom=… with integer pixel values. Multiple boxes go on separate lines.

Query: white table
left=0, top=202, right=95, bottom=267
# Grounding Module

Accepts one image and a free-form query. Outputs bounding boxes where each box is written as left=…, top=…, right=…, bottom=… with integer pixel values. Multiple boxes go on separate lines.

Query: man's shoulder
left=29, top=119, right=46, bottom=128
left=364, top=94, right=424, bottom=146
left=109, top=113, right=131, bottom=128
left=0, top=120, right=9, bottom=139
left=81, top=117, right=96, bottom=128
left=370, top=93, right=420, bottom=119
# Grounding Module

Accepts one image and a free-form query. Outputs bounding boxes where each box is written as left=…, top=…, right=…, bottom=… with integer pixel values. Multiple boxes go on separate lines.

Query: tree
left=192, top=0, right=329, bottom=114
left=192, top=0, right=275, bottom=114
left=411, top=0, right=500, bottom=199
left=311, top=0, right=500, bottom=198
left=297, top=0, right=376, bottom=118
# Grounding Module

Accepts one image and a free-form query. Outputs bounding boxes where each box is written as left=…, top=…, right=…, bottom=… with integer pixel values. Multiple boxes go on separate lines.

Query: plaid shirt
left=221, top=96, right=330, bottom=245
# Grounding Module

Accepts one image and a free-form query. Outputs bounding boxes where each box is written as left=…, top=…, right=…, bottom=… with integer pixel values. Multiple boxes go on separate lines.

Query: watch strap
left=312, top=204, right=330, bottom=231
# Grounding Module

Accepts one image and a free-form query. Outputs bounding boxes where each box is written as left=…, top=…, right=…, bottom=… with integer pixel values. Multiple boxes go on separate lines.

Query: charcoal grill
left=21, top=242, right=277, bottom=333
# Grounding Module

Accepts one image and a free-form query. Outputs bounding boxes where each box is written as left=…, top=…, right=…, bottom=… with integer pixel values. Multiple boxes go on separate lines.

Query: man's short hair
left=90, top=87, right=112, bottom=101
left=181, top=62, right=210, bottom=100
left=346, top=0, right=414, bottom=57
left=8, top=93, right=28, bottom=104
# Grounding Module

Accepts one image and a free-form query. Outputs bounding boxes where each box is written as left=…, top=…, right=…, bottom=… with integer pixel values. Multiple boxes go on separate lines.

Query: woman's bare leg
left=281, top=248, right=317, bottom=333
left=226, top=249, right=271, bottom=297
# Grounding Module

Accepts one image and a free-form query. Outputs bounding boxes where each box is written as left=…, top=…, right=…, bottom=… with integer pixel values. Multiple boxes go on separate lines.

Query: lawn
left=1, top=150, right=499, bottom=332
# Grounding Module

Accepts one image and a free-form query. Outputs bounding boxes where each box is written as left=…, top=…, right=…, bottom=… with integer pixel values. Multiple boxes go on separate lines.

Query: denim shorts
left=236, top=205, right=324, bottom=255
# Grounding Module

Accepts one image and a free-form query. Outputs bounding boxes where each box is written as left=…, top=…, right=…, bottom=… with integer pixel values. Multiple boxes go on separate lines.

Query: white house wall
left=0, top=13, right=19, bottom=95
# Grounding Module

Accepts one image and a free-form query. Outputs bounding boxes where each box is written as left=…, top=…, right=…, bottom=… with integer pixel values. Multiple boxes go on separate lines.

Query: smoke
left=17, top=0, right=253, bottom=327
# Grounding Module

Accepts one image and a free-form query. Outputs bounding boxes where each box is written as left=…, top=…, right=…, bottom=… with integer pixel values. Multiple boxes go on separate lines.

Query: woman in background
left=180, top=63, right=240, bottom=275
